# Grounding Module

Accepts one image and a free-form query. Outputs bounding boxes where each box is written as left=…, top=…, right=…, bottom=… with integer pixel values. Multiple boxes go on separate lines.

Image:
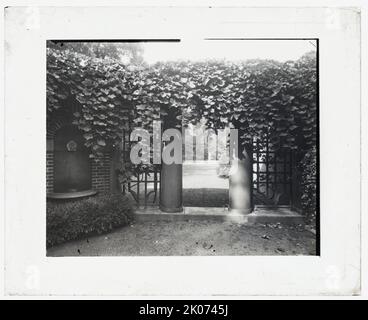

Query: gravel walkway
left=47, top=220, right=316, bottom=256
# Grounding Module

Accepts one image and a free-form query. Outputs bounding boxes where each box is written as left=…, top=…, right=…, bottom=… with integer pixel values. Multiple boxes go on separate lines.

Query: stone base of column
left=229, top=208, right=253, bottom=215
left=159, top=204, right=183, bottom=213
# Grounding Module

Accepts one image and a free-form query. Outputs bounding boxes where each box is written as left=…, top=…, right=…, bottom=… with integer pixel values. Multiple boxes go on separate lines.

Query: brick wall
left=47, top=137, right=113, bottom=195
left=91, top=152, right=112, bottom=194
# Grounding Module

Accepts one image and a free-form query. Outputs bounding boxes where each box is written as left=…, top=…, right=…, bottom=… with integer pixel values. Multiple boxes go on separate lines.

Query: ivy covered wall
left=46, top=45, right=317, bottom=218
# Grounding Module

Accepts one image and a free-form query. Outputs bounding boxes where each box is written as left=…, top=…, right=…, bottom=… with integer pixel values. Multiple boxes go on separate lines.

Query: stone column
left=229, top=130, right=253, bottom=214
left=159, top=109, right=183, bottom=213
left=160, top=161, right=183, bottom=212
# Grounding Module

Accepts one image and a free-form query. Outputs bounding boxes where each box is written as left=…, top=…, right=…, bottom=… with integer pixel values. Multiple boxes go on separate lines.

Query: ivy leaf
left=97, top=139, right=106, bottom=146
left=289, top=125, right=298, bottom=131
left=83, top=133, right=93, bottom=140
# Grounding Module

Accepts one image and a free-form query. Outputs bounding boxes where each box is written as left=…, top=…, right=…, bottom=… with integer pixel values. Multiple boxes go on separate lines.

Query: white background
left=1, top=1, right=366, bottom=298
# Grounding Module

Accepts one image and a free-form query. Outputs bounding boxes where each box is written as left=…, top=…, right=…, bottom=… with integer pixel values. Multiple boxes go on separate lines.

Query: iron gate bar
left=283, top=150, right=287, bottom=194
left=144, top=171, right=148, bottom=207
left=252, top=138, right=293, bottom=205
left=256, top=140, right=260, bottom=191
left=266, top=139, right=269, bottom=197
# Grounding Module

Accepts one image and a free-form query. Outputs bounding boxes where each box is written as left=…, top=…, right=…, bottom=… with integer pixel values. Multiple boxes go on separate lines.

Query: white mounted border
left=4, top=6, right=361, bottom=296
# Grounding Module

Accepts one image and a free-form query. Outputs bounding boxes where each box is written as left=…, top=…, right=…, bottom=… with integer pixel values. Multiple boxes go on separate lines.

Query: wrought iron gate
left=122, top=128, right=293, bottom=207
left=121, top=129, right=160, bottom=208
left=252, top=139, right=293, bottom=206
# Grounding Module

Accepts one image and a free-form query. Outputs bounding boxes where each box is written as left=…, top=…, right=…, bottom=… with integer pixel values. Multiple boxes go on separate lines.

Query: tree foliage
left=48, top=41, right=145, bottom=64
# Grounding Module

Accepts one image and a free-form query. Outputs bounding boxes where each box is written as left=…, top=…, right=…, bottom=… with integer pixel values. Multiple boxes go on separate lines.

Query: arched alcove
left=53, top=125, right=92, bottom=193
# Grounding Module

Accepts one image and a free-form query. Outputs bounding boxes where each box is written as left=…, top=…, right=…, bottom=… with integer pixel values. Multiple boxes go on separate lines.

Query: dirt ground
left=47, top=220, right=316, bottom=256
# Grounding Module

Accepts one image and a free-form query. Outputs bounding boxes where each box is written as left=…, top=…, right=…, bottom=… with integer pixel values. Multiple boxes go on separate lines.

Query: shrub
left=47, top=194, right=134, bottom=248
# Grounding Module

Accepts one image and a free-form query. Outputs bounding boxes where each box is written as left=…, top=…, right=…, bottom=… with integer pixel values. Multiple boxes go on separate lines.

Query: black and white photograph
left=45, top=39, right=318, bottom=256
left=3, top=4, right=364, bottom=298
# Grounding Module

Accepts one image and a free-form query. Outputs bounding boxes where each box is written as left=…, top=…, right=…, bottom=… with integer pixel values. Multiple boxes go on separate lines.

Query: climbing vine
left=47, top=47, right=316, bottom=154
left=47, top=46, right=317, bottom=213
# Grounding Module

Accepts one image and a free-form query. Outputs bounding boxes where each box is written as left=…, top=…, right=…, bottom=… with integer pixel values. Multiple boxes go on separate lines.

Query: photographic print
left=46, top=39, right=318, bottom=257
left=4, top=4, right=362, bottom=297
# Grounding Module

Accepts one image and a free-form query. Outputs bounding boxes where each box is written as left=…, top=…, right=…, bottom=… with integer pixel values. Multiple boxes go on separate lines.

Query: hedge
left=300, top=146, right=317, bottom=223
left=47, top=194, right=134, bottom=247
